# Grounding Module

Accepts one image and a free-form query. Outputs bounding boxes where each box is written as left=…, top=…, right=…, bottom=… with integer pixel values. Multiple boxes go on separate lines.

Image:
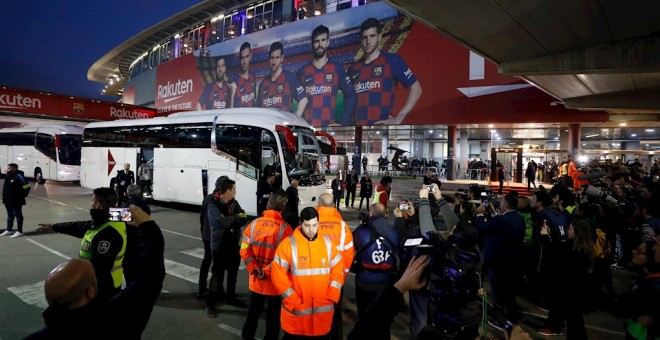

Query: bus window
left=58, top=135, right=82, bottom=165
left=36, top=133, right=56, bottom=160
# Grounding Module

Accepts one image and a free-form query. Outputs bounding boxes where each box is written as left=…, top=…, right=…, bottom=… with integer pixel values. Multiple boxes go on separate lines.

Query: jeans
left=345, top=187, right=356, bottom=207
left=358, top=197, right=370, bottom=211
left=242, top=292, right=281, bottom=340
left=198, top=240, right=212, bottom=294
left=5, top=204, right=23, bottom=232
left=207, top=247, right=240, bottom=308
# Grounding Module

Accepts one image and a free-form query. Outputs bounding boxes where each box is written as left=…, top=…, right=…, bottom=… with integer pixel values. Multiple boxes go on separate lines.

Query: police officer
left=37, top=187, right=127, bottom=302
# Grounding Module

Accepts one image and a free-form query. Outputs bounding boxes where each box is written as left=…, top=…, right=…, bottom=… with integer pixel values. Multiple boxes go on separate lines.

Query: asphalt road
left=0, top=180, right=631, bottom=339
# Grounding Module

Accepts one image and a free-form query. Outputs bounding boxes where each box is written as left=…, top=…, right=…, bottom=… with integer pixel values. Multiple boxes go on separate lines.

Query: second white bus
left=0, top=124, right=84, bottom=183
left=80, top=108, right=334, bottom=216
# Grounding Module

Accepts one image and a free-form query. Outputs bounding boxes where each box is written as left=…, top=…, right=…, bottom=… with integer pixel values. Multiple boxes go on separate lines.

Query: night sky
left=0, top=0, right=202, bottom=101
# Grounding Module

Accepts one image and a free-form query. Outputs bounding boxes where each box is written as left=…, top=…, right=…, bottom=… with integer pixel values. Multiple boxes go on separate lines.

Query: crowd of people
left=7, top=155, right=660, bottom=339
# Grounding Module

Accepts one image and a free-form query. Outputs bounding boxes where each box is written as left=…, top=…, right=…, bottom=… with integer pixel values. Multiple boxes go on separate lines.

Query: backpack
left=542, top=208, right=571, bottom=243
left=594, top=228, right=611, bottom=259
left=351, top=223, right=399, bottom=274
left=16, top=173, right=30, bottom=197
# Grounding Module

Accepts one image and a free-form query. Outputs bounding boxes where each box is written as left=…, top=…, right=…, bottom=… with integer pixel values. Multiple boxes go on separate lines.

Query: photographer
left=476, top=194, right=526, bottom=326
left=352, top=203, right=399, bottom=338
left=348, top=256, right=532, bottom=340
left=408, top=183, right=470, bottom=338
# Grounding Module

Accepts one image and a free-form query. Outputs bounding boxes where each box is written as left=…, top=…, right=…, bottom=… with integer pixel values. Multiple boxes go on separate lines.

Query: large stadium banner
left=154, top=1, right=607, bottom=126
left=0, top=86, right=157, bottom=121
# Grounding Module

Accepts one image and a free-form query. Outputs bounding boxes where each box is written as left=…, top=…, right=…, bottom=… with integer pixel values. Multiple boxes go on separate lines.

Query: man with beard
left=257, top=42, right=307, bottom=115
left=296, top=25, right=356, bottom=127
left=348, top=18, right=422, bottom=126
left=230, top=42, right=258, bottom=108
left=37, top=188, right=127, bottom=302
left=197, top=57, right=232, bottom=110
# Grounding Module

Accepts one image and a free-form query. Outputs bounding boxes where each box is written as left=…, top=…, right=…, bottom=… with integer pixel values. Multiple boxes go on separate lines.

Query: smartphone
left=480, top=191, right=488, bottom=197
left=426, top=185, right=435, bottom=193
left=399, top=200, right=409, bottom=211
left=109, top=207, right=132, bottom=222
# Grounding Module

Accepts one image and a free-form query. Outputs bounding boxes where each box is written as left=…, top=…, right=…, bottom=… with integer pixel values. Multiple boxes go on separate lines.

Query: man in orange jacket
left=272, top=207, right=344, bottom=339
left=317, top=193, right=354, bottom=340
left=240, top=190, right=293, bottom=340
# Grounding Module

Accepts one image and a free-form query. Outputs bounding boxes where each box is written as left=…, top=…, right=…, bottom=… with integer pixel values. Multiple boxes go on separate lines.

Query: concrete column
left=480, top=141, right=489, bottom=161
left=446, top=126, right=457, bottom=180
left=381, top=130, right=389, bottom=159
left=353, top=126, right=363, bottom=175
left=568, top=123, right=581, bottom=156
left=459, top=129, right=469, bottom=179
left=622, top=141, right=641, bottom=163
left=560, top=129, right=569, bottom=152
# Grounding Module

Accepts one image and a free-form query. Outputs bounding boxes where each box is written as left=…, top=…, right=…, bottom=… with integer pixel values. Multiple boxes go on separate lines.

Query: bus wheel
left=35, top=169, right=45, bottom=184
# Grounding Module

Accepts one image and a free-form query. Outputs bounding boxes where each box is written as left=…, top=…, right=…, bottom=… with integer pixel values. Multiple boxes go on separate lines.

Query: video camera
left=405, top=231, right=481, bottom=333
left=583, top=185, right=618, bottom=205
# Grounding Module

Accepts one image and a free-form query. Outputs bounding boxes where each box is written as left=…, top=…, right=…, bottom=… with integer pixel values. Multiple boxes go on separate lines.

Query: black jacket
left=360, top=177, right=372, bottom=198
left=115, top=169, right=135, bottom=188
left=52, top=218, right=125, bottom=302
left=26, top=221, right=165, bottom=340
left=208, top=197, right=247, bottom=253
left=282, top=185, right=299, bottom=227
left=3, top=170, right=28, bottom=206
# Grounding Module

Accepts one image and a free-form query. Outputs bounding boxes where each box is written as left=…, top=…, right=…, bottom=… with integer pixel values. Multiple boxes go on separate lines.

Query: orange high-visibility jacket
left=271, top=229, right=344, bottom=336
left=240, top=210, right=292, bottom=296
left=316, top=206, right=354, bottom=277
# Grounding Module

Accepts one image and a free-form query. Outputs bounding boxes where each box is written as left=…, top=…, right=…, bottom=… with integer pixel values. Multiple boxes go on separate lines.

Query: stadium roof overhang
left=88, top=0, right=252, bottom=95
left=386, top=0, right=660, bottom=120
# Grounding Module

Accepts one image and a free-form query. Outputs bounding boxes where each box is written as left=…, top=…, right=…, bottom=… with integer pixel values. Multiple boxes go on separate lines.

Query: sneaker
left=537, top=327, right=563, bottom=336
left=0, top=230, right=14, bottom=237
left=205, top=306, right=217, bottom=318
left=10, top=231, right=24, bottom=238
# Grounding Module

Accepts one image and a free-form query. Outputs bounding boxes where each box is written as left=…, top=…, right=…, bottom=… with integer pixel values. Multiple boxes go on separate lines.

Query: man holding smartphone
left=37, top=187, right=127, bottom=302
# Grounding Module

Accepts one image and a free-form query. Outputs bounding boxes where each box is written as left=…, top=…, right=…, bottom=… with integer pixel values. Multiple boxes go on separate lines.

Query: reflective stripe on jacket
left=240, top=210, right=292, bottom=295
left=316, top=206, right=354, bottom=277
left=80, top=221, right=127, bottom=288
left=271, top=229, right=344, bottom=336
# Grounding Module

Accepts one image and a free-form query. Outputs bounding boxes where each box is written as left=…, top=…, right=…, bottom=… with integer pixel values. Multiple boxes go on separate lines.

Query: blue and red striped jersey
left=348, top=52, right=417, bottom=126
left=230, top=71, right=257, bottom=108
left=296, top=61, right=357, bottom=127
left=198, top=81, right=230, bottom=110
left=257, top=69, right=305, bottom=112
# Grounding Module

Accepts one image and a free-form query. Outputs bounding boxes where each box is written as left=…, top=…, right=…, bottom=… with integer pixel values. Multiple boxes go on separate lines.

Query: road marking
left=179, top=248, right=246, bottom=270
left=26, top=238, right=72, bottom=260
left=218, top=323, right=260, bottom=340
left=26, top=195, right=87, bottom=210
left=181, top=247, right=205, bottom=259
left=7, top=281, right=47, bottom=309
left=164, top=258, right=201, bottom=284
left=161, top=228, right=202, bottom=241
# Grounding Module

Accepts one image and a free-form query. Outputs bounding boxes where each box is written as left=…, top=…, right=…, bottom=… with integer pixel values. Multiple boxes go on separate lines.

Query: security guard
left=272, top=207, right=344, bottom=338
left=316, top=193, right=354, bottom=340
left=37, top=187, right=127, bottom=302
left=240, top=190, right=293, bottom=340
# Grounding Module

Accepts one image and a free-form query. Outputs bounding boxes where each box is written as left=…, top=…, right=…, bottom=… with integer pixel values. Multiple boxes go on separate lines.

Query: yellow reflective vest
left=80, top=221, right=127, bottom=288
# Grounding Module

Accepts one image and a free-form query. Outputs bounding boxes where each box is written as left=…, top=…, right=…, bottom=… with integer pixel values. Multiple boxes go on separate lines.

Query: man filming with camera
left=476, top=193, right=526, bottom=328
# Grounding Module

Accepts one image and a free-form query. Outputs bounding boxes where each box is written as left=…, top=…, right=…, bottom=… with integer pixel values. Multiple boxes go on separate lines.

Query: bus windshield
left=281, top=126, right=325, bottom=186
left=58, top=135, right=82, bottom=165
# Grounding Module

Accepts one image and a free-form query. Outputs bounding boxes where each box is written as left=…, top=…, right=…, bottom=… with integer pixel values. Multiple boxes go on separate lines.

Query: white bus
left=80, top=108, right=335, bottom=216
left=0, top=124, right=84, bottom=183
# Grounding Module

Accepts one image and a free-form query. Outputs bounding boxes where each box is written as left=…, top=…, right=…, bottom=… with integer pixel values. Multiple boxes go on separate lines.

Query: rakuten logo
left=306, top=85, right=332, bottom=95
left=157, top=79, right=194, bottom=103
left=0, top=93, right=42, bottom=110
left=241, top=92, right=255, bottom=104
left=110, top=107, right=149, bottom=119
left=354, top=80, right=381, bottom=93
left=262, top=96, right=282, bottom=107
